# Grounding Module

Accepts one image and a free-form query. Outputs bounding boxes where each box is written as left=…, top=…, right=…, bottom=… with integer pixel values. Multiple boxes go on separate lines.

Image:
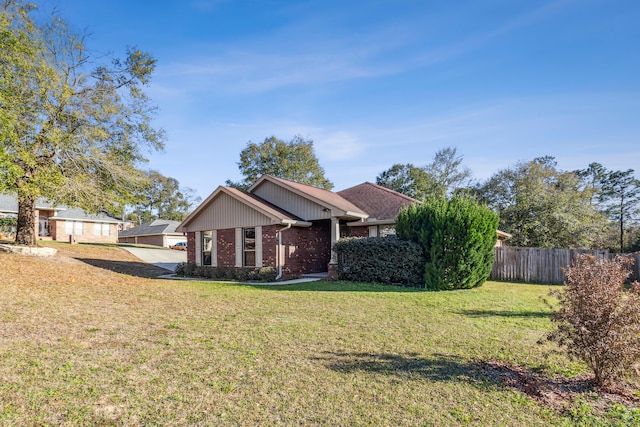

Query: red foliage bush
left=546, top=254, right=640, bottom=387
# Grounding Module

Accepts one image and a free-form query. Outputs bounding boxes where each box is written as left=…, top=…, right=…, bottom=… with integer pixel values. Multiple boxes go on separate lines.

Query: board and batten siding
left=253, top=181, right=330, bottom=221
left=185, top=192, right=275, bottom=231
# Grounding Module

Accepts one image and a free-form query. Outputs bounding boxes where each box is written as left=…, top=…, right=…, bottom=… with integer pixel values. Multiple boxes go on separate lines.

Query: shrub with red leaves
left=546, top=254, right=640, bottom=388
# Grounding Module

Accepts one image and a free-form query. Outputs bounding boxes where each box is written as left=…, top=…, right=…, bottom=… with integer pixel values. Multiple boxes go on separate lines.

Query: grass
left=0, top=242, right=638, bottom=425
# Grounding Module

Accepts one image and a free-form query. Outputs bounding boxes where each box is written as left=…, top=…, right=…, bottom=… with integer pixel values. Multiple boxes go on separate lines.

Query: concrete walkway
left=156, top=274, right=322, bottom=285
left=121, top=246, right=187, bottom=272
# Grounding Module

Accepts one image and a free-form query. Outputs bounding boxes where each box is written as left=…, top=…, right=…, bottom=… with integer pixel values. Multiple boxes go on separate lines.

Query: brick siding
left=216, top=228, right=236, bottom=267
left=281, top=219, right=331, bottom=277
left=49, top=220, right=118, bottom=244
left=187, top=232, right=196, bottom=264
left=347, top=226, right=370, bottom=238
left=194, top=222, right=332, bottom=278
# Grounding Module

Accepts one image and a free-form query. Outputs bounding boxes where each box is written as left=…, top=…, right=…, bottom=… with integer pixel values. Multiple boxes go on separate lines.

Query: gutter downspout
left=275, top=223, right=292, bottom=280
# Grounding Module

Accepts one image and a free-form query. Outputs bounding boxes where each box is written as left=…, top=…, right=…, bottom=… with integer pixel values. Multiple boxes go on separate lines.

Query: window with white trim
left=243, top=228, right=256, bottom=267
left=65, top=221, right=84, bottom=235
left=94, top=223, right=109, bottom=236
left=202, top=231, right=212, bottom=266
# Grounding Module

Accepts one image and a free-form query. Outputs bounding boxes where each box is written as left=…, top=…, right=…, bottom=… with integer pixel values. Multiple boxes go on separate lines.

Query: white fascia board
left=282, top=219, right=312, bottom=227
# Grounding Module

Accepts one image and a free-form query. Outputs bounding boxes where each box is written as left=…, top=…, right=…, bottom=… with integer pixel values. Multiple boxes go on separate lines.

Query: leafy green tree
left=130, top=170, right=201, bottom=223
left=424, top=147, right=473, bottom=197
left=396, top=196, right=499, bottom=290
left=599, top=169, right=640, bottom=253
left=576, top=164, right=640, bottom=252
left=375, top=163, right=435, bottom=200
left=575, top=162, right=607, bottom=206
left=227, top=135, right=332, bottom=190
left=0, top=0, right=164, bottom=245
left=376, top=146, right=472, bottom=199
left=475, top=157, right=607, bottom=248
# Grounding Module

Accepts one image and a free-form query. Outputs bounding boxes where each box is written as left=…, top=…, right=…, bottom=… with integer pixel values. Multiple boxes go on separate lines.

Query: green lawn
left=1, top=244, right=638, bottom=425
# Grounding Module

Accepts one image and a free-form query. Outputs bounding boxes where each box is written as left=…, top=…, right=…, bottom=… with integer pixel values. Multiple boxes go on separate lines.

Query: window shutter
left=195, top=231, right=202, bottom=265
left=255, top=226, right=263, bottom=267
left=211, top=230, right=217, bottom=267
left=235, top=228, right=242, bottom=267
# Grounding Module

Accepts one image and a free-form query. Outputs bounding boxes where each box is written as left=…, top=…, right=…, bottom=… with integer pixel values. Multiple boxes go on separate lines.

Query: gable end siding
left=186, top=192, right=275, bottom=231
left=253, top=181, right=330, bottom=221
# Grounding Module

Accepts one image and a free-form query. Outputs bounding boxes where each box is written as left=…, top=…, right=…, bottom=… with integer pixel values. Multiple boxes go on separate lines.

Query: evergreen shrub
left=396, top=197, right=499, bottom=290
left=334, top=237, right=425, bottom=287
left=175, top=263, right=277, bottom=282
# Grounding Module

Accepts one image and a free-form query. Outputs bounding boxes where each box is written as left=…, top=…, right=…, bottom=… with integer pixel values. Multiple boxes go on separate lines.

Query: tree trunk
left=16, top=195, right=37, bottom=246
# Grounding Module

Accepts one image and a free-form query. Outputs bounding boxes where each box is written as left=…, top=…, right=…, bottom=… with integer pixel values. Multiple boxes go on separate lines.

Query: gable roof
left=118, top=219, right=184, bottom=238
left=250, top=175, right=368, bottom=219
left=337, top=182, right=419, bottom=222
left=0, top=194, right=59, bottom=213
left=178, top=185, right=312, bottom=231
left=0, top=194, right=122, bottom=223
left=49, top=207, right=123, bottom=224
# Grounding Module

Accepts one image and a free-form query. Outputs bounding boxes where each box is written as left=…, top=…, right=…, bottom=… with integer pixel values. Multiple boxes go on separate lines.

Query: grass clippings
left=1, top=241, right=638, bottom=426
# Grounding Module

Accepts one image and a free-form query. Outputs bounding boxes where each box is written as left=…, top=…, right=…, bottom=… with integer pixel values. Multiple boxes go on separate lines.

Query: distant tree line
left=226, top=135, right=639, bottom=252
left=376, top=152, right=640, bottom=253
left=127, top=170, right=201, bottom=224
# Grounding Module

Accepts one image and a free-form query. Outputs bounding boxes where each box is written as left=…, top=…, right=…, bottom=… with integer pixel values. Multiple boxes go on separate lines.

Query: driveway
left=121, top=246, right=187, bottom=272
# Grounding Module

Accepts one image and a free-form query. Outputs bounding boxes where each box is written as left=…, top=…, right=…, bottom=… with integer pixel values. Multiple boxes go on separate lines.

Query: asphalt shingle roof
left=51, top=208, right=123, bottom=223
left=337, top=182, right=419, bottom=221
left=118, top=219, right=184, bottom=237
left=0, top=194, right=58, bottom=213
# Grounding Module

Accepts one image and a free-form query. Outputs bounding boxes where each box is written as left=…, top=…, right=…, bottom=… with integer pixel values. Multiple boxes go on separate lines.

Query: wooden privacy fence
left=490, top=247, right=640, bottom=284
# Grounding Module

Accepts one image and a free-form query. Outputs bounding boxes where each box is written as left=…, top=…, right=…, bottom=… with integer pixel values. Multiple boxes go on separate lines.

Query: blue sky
left=39, top=0, right=640, bottom=199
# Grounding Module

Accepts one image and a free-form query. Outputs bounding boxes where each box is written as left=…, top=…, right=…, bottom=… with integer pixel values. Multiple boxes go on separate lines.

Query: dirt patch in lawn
left=480, top=360, right=640, bottom=415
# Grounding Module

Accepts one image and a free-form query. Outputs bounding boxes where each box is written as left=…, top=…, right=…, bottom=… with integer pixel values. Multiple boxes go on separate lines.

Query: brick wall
left=187, top=232, right=196, bottom=264
left=262, top=225, right=280, bottom=268
left=281, top=219, right=331, bottom=277
left=195, top=223, right=331, bottom=278
left=348, top=226, right=370, bottom=238
left=217, top=228, right=236, bottom=267
left=50, top=220, right=118, bottom=244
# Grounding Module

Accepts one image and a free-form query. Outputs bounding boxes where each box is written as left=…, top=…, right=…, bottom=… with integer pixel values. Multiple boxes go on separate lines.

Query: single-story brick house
left=118, top=219, right=187, bottom=248
left=178, top=175, right=509, bottom=279
left=0, top=194, right=129, bottom=244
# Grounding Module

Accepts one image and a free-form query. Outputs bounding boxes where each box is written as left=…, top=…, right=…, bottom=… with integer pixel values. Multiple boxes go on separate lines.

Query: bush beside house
left=396, top=197, right=499, bottom=290
left=175, top=263, right=277, bottom=282
left=334, top=237, right=425, bottom=287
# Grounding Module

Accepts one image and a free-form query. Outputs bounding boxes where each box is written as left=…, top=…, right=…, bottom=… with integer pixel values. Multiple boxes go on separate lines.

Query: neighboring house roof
left=119, top=219, right=185, bottom=238
left=497, top=230, right=512, bottom=240
left=178, top=186, right=312, bottom=232
left=250, top=175, right=368, bottom=219
left=338, top=182, right=419, bottom=224
left=0, top=194, right=60, bottom=214
left=0, top=194, right=121, bottom=223
left=50, top=207, right=123, bottom=223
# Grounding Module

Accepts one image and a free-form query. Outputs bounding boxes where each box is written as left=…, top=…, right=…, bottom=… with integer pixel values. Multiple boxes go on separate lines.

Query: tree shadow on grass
left=313, top=352, right=492, bottom=386
left=75, top=258, right=171, bottom=278
left=313, top=352, right=640, bottom=413
left=456, top=309, right=551, bottom=319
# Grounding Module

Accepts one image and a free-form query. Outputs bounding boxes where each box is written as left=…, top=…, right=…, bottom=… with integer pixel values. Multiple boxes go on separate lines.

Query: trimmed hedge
left=175, top=263, right=277, bottom=282
left=396, top=196, right=499, bottom=290
left=334, top=237, right=425, bottom=287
